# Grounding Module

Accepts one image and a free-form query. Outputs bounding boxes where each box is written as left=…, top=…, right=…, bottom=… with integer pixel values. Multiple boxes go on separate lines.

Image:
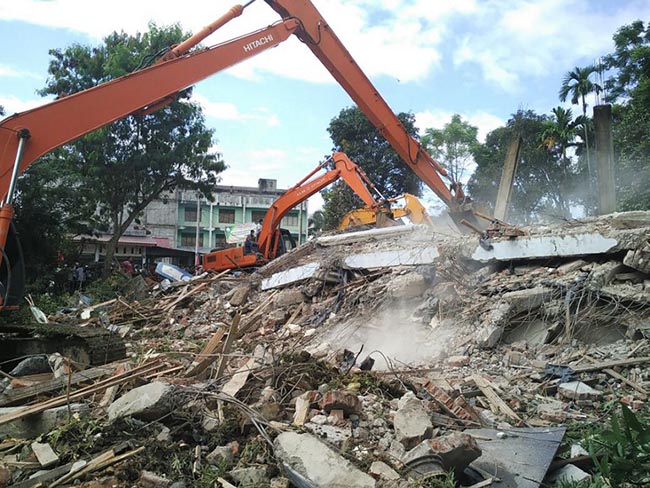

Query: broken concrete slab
left=558, top=381, right=602, bottom=401
left=468, top=427, right=566, bottom=488
left=393, top=392, right=433, bottom=449
left=369, top=461, right=400, bottom=481
left=31, top=442, right=59, bottom=468
left=548, top=463, right=591, bottom=484
left=274, top=289, right=306, bottom=307
left=274, top=432, right=375, bottom=488
left=229, top=285, right=250, bottom=306
left=503, top=287, right=554, bottom=313
left=107, top=381, right=176, bottom=421
left=472, top=233, right=619, bottom=262
left=344, top=246, right=439, bottom=269
left=0, top=404, right=89, bottom=439
left=317, top=224, right=423, bottom=246
left=623, top=248, right=650, bottom=274
left=388, top=273, right=430, bottom=299
left=229, top=466, right=269, bottom=487
left=261, top=263, right=320, bottom=291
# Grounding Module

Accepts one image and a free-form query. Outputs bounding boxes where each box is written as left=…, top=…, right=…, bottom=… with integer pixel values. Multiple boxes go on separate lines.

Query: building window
left=214, top=235, right=227, bottom=248
left=282, top=213, right=299, bottom=227
left=219, top=208, right=235, bottom=224
left=185, top=207, right=198, bottom=222
left=181, top=233, right=204, bottom=247
left=251, top=210, right=266, bottom=223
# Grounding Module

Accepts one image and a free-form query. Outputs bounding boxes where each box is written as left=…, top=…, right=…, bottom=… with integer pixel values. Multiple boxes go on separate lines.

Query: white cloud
left=415, top=109, right=505, bottom=143
left=0, top=95, right=50, bottom=115
left=192, top=94, right=279, bottom=126
left=217, top=144, right=326, bottom=212
left=0, top=0, right=463, bottom=85
left=453, top=0, right=650, bottom=92
left=0, top=64, right=42, bottom=80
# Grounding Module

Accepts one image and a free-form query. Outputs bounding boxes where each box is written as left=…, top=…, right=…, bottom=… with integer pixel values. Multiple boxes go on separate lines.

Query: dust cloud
left=313, top=299, right=457, bottom=371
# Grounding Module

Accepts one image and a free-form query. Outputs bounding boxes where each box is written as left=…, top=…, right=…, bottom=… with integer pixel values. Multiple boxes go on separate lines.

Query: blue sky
left=1, top=0, right=649, bottom=213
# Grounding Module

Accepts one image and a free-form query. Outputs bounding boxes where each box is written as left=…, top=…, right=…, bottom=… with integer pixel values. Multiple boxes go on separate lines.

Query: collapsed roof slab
left=469, top=211, right=650, bottom=263
left=472, top=233, right=618, bottom=262
left=344, top=246, right=439, bottom=269
left=261, top=262, right=320, bottom=290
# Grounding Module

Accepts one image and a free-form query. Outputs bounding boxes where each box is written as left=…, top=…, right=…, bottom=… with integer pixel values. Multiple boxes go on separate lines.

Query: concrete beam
left=472, top=233, right=618, bottom=262
left=261, top=262, right=320, bottom=290
left=344, top=246, right=439, bottom=269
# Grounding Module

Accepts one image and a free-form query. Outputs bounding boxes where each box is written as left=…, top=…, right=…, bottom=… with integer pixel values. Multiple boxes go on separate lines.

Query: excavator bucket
left=0, top=221, right=25, bottom=309
left=375, top=211, right=399, bottom=229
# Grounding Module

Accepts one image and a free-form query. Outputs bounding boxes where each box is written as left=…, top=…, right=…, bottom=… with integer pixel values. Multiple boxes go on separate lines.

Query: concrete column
left=494, top=136, right=522, bottom=221
left=594, top=104, right=616, bottom=215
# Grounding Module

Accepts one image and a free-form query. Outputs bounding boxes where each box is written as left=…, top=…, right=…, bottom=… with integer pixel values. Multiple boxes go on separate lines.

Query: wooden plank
left=164, top=282, right=209, bottom=312
left=471, top=374, right=522, bottom=423
left=0, top=364, right=118, bottom=407
left=184, top=328, right=227, bottom=378
left=571, top=356, right=650, bottom=373
left=603, top=368, right=648, bottom=399
left=214, top=314, right=240, bottom=380
left=0, top=361, right=162, bottom=426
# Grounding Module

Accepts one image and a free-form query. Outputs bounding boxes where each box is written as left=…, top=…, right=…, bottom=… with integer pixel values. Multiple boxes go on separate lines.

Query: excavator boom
left=0, top=19, right=299, bottom=202
left=203, top=152, right=383, bottom=272
left=265, top=0, right=464, bottom=209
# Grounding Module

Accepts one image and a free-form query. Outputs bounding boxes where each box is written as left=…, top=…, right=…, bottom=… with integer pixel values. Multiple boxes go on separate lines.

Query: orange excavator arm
left=257, top=151, right=381, bottom=256
left=203, top=152, right=384, bottom=271
left=0, top=4, right=300, bottom=308
left=264, top=0, right=466, bottom=210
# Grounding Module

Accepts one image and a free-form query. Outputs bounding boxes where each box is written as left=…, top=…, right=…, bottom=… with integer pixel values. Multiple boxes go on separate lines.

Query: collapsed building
left=0, top=211, right=649, bottom=487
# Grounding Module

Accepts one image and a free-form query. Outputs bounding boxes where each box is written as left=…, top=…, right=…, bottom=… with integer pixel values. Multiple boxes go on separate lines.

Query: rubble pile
left=0, top=211, right=649, bottom=487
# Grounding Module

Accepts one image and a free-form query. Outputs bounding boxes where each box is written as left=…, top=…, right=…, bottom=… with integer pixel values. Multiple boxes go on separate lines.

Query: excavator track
left=0, top=323, right=126, bottom=370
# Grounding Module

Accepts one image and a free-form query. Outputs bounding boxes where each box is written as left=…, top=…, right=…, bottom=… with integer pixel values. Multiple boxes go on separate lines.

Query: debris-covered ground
left=1, top=211, right=650, bottom=487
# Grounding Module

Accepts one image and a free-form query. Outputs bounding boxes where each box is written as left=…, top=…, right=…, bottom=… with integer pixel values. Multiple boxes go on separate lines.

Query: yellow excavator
left=338, top=193, right=434, bottom=231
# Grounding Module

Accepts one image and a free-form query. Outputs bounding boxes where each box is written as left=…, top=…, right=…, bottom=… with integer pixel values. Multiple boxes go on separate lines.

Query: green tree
left=604, top=21, right=650, bottom=210
left=321, top=107, right=421, bottom=229
left=38, top=24, right=225, bottom=274
left=469, top=110, right=581, bottom=223
left=559, top=65, right=601, bottom=192
left=308, top=210, right=325, bottom=235
left=421, top=114, right=479, bottom=187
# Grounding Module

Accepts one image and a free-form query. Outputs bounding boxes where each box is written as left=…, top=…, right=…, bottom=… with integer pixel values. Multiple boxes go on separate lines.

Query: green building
left=144, top=179, right=309, bottom=254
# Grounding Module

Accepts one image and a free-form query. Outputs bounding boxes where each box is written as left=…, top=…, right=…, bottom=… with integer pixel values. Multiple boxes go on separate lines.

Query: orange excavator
left=203, top=152, right=390, bottom=271
left=1, top=0, right=477, bottom=311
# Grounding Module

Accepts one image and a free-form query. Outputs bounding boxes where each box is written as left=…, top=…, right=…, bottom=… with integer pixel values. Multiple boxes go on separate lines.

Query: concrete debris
left=274, top=432, right=376, bottom=488
left=393, top=392, right=434, bottom=449
left=107, top=381, right=176, bottom=421
left=548, top=463, right=592, bottom=483
left=558, top=381, right=603, bottom=401
left=2, top=211, right=650, bottom=487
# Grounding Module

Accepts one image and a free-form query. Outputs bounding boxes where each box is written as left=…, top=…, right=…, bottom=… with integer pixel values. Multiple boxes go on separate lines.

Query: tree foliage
left=469, top=110, right=585, bottom=223
left=421, top=114, right=479, bottom=187
left=38, top=24, right=225, bottom=273
left=321, top=107, right=421, bottom=230
left=603, top=21, right=650, bottom=211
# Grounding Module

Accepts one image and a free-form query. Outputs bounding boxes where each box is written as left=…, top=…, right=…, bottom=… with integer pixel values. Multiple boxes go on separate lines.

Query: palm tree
left=541, top=107, right=583, bottom=161
left=541, top=107, right=584, bottom=215
left=559, top=66, right=602, bottom=199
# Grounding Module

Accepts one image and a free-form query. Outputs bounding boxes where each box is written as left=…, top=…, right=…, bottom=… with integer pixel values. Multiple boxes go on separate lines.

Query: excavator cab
left=267, top=228, right=297, bottom=260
